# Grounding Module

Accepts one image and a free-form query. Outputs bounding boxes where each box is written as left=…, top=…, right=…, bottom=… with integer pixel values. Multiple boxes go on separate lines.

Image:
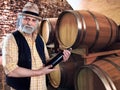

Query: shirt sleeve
left=2, top=34, right=18, bottom=74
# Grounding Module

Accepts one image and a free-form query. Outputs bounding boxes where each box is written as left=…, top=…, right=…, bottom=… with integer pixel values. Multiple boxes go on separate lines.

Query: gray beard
left=21, top=25, right=36, bottom=34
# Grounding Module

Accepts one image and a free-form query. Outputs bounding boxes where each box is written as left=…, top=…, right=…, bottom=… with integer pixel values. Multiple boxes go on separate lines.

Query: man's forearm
left=7, top=65, right=55, bottom=78
left=7, top=66, right=43, bottom=77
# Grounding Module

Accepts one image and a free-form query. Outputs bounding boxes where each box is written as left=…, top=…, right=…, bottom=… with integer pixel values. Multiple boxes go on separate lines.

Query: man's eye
left=32, top=19, right=37, bottom=22
left=24, top=18, right=30, bottom=21
left=23, top=17, right=37, bottom=22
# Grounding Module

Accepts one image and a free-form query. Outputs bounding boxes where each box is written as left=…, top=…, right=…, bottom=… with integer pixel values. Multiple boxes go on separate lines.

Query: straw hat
left=19, top=2, right=42, bottom=20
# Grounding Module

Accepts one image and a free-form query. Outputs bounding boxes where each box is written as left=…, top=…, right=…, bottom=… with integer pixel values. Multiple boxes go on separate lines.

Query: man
left=2, top=2, right=71, bottom=90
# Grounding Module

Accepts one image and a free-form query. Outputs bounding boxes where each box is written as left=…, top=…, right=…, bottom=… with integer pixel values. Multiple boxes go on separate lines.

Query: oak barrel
left=47, top=53, right=84, bottom=89
left=39, top=18, right=57, bottom=45
left=75, top=55, right=120, bottom=90
left=56, top=10, right=118, bottom=51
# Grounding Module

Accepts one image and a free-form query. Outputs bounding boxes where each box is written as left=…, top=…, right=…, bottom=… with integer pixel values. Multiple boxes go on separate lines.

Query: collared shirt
left=2, top=30, right=49, bottom=90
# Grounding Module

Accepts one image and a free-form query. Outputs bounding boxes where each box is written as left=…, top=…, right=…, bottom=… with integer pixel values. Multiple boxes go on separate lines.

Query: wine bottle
left=45, top=48, right=72, bottom=68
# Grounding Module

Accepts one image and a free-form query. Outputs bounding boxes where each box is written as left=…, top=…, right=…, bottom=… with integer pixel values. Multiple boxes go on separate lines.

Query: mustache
left=24, top=25, right=34, bottom=29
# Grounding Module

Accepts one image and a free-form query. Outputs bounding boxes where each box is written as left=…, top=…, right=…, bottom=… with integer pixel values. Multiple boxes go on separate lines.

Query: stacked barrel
left=39, top=10, right=120, bottom=90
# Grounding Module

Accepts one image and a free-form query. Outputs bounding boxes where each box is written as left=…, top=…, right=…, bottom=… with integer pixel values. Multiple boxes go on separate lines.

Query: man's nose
left=26, top=20, right=32, bottom=25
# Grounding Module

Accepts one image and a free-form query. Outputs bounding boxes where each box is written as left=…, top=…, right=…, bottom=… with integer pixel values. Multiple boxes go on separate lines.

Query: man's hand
left=62, top=48, right=72, bottom=62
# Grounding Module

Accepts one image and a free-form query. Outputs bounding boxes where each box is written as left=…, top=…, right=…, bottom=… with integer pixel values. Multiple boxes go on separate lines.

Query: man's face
left=20, top=15, right=39, bottom=34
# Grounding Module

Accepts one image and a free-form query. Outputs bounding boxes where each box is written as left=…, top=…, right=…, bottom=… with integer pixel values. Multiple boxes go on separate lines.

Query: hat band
left=22, top=11, right=39, bottom=17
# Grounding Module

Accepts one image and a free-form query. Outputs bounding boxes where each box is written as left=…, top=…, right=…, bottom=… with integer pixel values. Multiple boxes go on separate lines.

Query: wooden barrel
left=47, top=53, right=84, bottom=89
left=75, top=55, right=120, bottom=90
left=39, top=18, right=58, bottom=45
left=118, top=25, right=120, bottom=42
left=56, top=10, right=118, bottom=51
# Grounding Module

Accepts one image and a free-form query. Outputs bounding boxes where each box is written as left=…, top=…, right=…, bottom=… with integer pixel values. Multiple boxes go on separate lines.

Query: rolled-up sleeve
left=2, top=34, right=18, bottom=74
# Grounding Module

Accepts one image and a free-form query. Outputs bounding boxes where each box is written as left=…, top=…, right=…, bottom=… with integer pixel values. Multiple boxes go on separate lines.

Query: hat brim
left=18, top=13, right=42, bottom=20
